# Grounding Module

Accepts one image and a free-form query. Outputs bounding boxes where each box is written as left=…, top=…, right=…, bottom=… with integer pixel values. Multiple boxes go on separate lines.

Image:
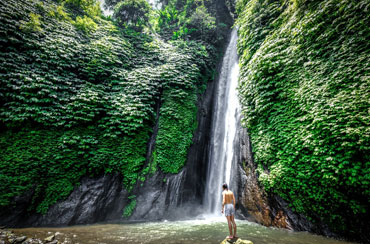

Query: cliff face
left=0, top=48, right=219, bottom=227
left=233, top=125, right=334, bottom=237
left=0, top=0, right=234, bottom=226
left=3, top=174, right=128, bottom=226
left=235, top=0, right=370, bottom=242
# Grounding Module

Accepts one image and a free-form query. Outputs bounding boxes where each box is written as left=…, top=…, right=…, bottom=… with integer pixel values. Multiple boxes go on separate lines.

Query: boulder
left=220, top=238, right=253, bottom=244
left=21, top=238, right=41, bottom=244
left=44, top=235, right=55, bottom=242
left=14, top=236, right=27, bottom=243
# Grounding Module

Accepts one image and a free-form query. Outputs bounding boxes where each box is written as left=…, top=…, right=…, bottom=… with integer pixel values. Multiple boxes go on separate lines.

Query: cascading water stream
left=204, top=29, right=240, bottom=215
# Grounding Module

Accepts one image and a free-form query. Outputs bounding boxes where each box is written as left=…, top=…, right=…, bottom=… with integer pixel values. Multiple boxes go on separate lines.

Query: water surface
left=12, top=217, right=356, bottom=244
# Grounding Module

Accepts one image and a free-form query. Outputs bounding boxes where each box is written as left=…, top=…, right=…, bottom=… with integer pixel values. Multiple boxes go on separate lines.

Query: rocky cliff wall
left=233, top=124, right=334, bottom=237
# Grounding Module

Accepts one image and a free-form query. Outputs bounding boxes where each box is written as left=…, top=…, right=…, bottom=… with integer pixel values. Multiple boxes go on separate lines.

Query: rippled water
left=12, top=217, right=356, bottom=244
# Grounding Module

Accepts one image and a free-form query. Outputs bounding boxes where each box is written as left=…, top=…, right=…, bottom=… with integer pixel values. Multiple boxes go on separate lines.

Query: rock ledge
left=220, top=237, right=253, bottom=244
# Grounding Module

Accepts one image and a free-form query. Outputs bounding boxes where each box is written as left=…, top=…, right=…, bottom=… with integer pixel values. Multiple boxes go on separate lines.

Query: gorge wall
left=235, top=0, right=369, bottom=242
left=0, top=0, right=233, bottom=226
left=0, top=0, right=369, bottom=243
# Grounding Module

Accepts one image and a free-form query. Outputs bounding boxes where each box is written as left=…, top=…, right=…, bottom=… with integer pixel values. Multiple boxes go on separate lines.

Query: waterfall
left=203, top=29, right=240, bottom=214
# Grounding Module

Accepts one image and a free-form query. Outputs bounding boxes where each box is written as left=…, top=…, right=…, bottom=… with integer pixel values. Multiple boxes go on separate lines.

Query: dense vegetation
left=0, top=0, right=223, bottom=214
left=4, top=0, right=368, bottom=240
left=236, top=0, right=369, bottom=239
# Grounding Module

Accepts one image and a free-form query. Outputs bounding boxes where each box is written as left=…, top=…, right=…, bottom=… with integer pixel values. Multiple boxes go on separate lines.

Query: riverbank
left=0, top=228, right=58, bottom=244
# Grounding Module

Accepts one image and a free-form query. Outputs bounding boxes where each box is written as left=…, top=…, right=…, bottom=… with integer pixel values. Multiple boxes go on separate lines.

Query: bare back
left=222, top=190, right=235, bottom=205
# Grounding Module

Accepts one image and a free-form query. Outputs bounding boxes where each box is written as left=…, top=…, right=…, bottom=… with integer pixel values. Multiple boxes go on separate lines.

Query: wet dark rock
left=130, top=75, right=217, bottom=220
left=0, top=188, right=35, bottom=228
left=233, top=123, right=335, bottom=237
left=179, top=76, right=216, bottom=206
left=268, top=194, right=334, bottom=237
left=130, top=170, right=183, bottom=220
left=0, top=173, right=129, bottom=227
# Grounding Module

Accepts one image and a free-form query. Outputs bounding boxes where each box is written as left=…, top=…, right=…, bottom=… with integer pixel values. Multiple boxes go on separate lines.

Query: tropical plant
left=187, top=5, right=216, bottom=41
left=113, top=0, right=151, bottom=30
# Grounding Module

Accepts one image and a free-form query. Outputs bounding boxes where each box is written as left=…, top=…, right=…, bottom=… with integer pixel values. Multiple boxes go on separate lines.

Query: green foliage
left=73, top=15, right=98, bottom=33
left=122, top=195, right=136, bottom=217
left=154, top=90, right=198, bottom=173
left=155, top=6, right=191, bottom=40
left=48, top=5, right=72, bottom=21
left=154, top=0, right=222, bottom=44
left=158, top=6, right=180, bottom=28
left=19, top=13, right=43, bottom=32
left=156, top=6, right=185, bottom=38
left=153, top=39, right=214, bottom=173
left=61, top=0, right=100, bottom=32
left=113, top=0, right=151, bottom=30
left=236, top=0, right=370, bottom=238
left=172, top=27, right=190, bottom=40
left=187, top=5, right=216, bottom=41
left=104, top=0, right=121, bottom=10
left=63, top=0, right=101, bottom=17
left=0, top=127, right=149, bottom=213
left=0, top=0, right=215, bottom=214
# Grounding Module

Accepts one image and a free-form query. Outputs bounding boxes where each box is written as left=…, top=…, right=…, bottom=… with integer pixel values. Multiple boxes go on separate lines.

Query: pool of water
left=12, top=217, right=356, bottom=244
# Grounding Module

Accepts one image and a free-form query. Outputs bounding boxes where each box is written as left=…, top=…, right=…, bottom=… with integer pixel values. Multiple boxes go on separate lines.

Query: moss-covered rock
left=0, top=0, right=215, bottom=214
left=236, top=0, right=370, bottom=241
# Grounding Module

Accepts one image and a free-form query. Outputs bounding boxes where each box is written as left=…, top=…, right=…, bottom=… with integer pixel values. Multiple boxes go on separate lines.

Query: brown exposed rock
left=273, top=210, right=289, bottom=228
left=239, top=159, right=291, bottom=229
left=233, top=126, right=292, bottom=229
left=234, top=126, right=334, bottom=237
